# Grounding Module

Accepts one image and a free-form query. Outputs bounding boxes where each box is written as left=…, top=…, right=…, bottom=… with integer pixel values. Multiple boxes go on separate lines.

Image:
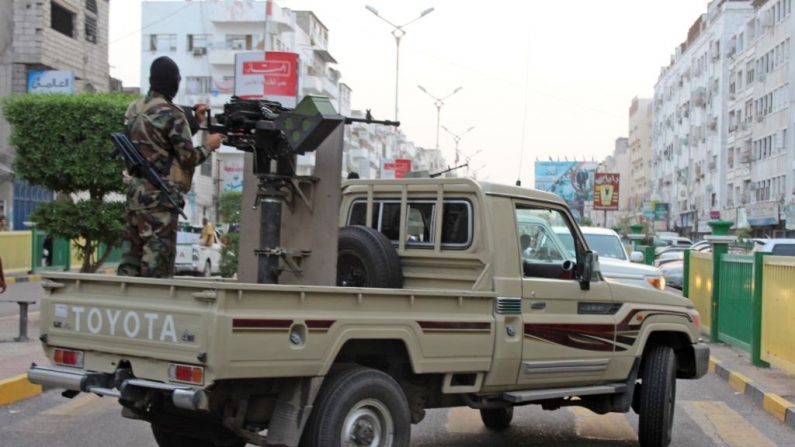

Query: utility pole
left=441, top=125, right=475, bottom=165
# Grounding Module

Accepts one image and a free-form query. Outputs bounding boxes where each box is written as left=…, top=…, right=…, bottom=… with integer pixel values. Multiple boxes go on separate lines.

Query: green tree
left=218, top=191, right=242, bottom=277
left=3, top=93, right=134, bottom=272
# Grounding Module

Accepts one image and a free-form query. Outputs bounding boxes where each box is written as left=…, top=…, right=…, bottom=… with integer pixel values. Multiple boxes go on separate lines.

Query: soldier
left=117, top=56, right=222, bottom=277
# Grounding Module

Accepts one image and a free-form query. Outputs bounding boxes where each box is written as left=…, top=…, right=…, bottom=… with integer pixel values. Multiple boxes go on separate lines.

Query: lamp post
left=418, top=85, right=462, bottom=151
left=441, top=125, right=475, bottom=165
left=365, top=5, right=435, bottom=122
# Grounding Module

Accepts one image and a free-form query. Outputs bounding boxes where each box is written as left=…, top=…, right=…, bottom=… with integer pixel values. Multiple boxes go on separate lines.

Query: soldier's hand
left=207, top=133, right=223, bottom=150
left=194, top=104, right=209, bottom=125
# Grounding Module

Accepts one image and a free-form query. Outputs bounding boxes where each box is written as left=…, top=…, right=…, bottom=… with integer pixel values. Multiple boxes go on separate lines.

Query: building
left=627, top=97, right=653, bottom=214
left=652, top=0, right=754, bottom=237
left=0, top=0, right=110, bottom=229
left=599, top=137, right=631, bottom=228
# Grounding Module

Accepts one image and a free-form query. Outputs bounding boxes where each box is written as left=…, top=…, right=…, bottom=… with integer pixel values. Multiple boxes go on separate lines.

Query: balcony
left=209, top=2, right=294, bottom=31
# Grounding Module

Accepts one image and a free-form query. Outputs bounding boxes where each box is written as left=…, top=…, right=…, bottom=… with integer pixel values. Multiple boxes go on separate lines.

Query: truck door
left=515, top=202, right=616, bottom=387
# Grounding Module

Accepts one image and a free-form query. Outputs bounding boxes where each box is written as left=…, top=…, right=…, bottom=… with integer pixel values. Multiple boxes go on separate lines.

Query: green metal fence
left=717, top=254, right=754, bottom=351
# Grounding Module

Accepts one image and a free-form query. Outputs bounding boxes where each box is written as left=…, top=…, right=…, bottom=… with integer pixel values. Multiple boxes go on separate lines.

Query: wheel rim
left=341, top=398, right=394, bottom=447
left=338, top=252, right=368, bottom=287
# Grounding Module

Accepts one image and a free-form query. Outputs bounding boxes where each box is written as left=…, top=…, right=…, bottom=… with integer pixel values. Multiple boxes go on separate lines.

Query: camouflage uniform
left=117, top=92, right=211, bottom=277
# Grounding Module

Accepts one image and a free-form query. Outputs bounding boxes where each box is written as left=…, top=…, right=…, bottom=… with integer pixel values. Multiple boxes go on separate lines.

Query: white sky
left=110, top=0, right=710, bottom=184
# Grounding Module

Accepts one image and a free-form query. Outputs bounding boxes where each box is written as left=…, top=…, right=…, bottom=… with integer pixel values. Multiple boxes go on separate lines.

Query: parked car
left=753, top=239, right=795, bottom=256
left=658, top=235, right=693, bottom=247
left=175, top=226, right=224, bottom=276
left=554, top=227, right=667, bottom=291
left=660, top=260, right=684, bottom=290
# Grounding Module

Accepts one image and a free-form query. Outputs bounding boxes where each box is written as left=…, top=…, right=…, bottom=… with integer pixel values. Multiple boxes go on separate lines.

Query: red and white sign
left=593, top=173, right=620, bottom=210
left=381, top=159, right=412, bottom=179
left=234, top=51, right=298, bottom=105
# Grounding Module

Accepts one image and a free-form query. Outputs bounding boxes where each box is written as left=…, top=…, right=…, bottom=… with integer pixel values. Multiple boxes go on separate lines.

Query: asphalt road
left=2, top=372, right=793, bottom=447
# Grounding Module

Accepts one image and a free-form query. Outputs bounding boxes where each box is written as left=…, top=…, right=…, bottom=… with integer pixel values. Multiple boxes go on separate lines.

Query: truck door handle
left=530, top=301, right=546, bottom=310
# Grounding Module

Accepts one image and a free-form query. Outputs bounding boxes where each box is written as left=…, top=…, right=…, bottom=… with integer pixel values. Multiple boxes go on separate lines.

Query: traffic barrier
left=716, top=254, right=754, bottom=351
left=0, top=231, right=32, bottom=274
left=687, top=251, right=713, bottom=329
left=760, top=255, right=795, bottom=375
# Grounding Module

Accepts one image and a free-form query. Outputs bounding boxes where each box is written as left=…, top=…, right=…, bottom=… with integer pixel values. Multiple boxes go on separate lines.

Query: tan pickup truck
left=28, top=178, right=707, bottom=447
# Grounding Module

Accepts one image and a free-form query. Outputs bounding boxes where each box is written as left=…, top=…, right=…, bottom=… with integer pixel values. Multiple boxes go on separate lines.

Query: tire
left=337, top=226, right=403, bottom=288
left=151, top=425, right=244, bottom=447
left=202, top=260, right=212, bottom=277
left=480, top=407, right=513, bottom=430
left=301, top=366, right=411, bottom=447
left=638, top=345, right=677, bottom=447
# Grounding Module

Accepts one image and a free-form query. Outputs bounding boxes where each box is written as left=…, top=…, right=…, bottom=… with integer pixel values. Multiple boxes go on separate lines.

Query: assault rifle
left=111, top=133, right=187, bottom=219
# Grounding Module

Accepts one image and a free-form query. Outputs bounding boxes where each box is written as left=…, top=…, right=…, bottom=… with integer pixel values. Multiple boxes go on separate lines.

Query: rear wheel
left=638, top=345, right=677, bottom=447
left=301, top=366, right=411, bottom=447
left=480, top=407, right=513, bottom=430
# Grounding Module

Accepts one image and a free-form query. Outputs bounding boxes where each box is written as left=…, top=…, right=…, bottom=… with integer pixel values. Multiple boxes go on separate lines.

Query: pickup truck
left=28, top=178, right=707, bottom=447
left=175, top=227, right=224, bottom=276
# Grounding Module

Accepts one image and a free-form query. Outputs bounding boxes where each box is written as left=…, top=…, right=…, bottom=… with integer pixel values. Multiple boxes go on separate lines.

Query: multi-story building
left=0, top=0, right=110, bottom=229
left=652, top=0, right=754, bottom=237
left=600, top=137, right=631, bottom=228
left=628, top=97, right=653, bottom=213
left=725, top=0, right=794, bottom=236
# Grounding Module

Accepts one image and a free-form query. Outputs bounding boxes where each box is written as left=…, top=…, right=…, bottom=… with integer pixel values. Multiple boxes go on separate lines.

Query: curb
left=709, top=356, right=795, bottom=429
left=0, top=373, right=42, bottom=405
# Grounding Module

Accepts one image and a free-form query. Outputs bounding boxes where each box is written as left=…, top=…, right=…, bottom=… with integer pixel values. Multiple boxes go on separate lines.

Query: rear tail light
left=53, top=348, right=84, bottom=368
left=168, top=363, right=204, bottom=385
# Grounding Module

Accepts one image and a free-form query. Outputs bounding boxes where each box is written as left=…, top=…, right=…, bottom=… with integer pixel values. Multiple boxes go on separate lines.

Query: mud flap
left=266, top=376, right=324, bottom=447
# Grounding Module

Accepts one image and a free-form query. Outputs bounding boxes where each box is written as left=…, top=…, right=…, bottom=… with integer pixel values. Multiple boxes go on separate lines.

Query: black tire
left=337, top=226, right=403, bottom=288
left=301, top=366, right=411, bottom=447
left=480, top=407, right=513, bottom=430
left=638, top=345, right=677, bottom=447
left=203, top=260, right=212, bottom=277
left=151, top=425, right=244, bottom=447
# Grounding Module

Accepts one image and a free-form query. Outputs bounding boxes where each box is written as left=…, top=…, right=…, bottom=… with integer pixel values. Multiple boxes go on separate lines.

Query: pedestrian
left=201, top=217, right=215, bottom=247
left=117, top=56, right=222, bottom=278
left=0, top=214, right=7, bottom=231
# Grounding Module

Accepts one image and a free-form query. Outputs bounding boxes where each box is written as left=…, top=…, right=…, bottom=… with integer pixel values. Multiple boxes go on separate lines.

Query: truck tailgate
left=40, top=273, right=218, bottom=376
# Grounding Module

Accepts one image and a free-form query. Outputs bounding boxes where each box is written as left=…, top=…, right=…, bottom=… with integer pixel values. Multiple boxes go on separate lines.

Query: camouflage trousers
left=117, top=208, right=178, bottom=278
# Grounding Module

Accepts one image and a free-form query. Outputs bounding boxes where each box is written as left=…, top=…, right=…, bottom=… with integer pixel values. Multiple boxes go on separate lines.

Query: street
left=1, top=372, right=793, bottom=447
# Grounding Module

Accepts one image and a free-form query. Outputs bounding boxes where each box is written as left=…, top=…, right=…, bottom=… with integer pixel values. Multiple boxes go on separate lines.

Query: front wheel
left=638, top=345, right=677, bottom=447
left=480, top=407, right=513, bottom=430
left=301, top=366, right=411, bottom=447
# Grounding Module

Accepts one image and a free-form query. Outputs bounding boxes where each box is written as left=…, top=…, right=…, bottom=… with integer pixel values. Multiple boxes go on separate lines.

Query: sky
left=109, top=0, right=711, bottom=185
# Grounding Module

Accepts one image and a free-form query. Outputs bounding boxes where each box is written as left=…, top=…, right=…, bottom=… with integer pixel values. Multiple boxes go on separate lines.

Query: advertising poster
left=534, top=161, right=597, bottom=221
left=234, top=51, right=298, bottom=106
left=593, top=173, right=620, bottom=210
left=381, top=159, right=412, bottom=179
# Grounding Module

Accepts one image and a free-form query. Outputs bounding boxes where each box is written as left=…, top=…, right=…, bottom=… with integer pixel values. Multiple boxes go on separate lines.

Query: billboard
left=27, top=70, right=74, bottom=94
left=234, top=51, right=298, bottom=106
left=593, top=173, right=620, bottom=210
left=381, top=159, right=412, bottom=179
left=534, top=161, right=598, bottom=221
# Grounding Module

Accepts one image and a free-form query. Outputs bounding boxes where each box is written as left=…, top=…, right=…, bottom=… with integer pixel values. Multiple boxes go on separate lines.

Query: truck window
left=516, top=207, right=577, bottom=279
left=347, top=199, right=472, bottom=249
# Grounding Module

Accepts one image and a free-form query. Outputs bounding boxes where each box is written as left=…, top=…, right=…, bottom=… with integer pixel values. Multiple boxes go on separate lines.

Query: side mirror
left=580, top=250, right=596, bottom=290
left=630, top=251, right=645, bottom=263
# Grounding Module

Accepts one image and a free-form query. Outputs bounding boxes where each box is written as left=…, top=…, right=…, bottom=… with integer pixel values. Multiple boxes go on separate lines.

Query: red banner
left=593, top=173, right=620, bottom=210
left=382, top=159, right=412, bottom=179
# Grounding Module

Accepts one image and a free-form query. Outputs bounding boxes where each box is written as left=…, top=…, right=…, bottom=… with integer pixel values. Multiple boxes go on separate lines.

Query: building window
left=185, top=76, right=211, bottom=95
left=149, top=34, right=177, bottom=52
left=85, top=15, right=97, bottom=43
left=85, top=0, right=97, bottom=14
left=51, top=1, right=75, bottom=38
left=225, top=34, right=253, bottom=50
left=187, top=34, right=209, bottom=52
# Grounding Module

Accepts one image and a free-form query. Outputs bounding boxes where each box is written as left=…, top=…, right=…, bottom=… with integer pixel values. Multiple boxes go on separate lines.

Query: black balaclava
left=149, top=56, right=181, bottom=101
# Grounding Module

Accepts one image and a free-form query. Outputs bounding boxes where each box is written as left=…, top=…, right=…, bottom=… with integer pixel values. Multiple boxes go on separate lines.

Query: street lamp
left=441, top=125, right=475, bottom=165
left=365, top=5, right=435, bottom=122
left=418, top=85, right=462, bottom=151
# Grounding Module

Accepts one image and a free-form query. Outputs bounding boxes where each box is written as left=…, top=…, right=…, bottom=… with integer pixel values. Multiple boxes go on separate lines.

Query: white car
left=753, top=238, right=795, bottom=256
left=555, top=227, right=667, bottom=291
left=175, top=228, right=224, bottom=276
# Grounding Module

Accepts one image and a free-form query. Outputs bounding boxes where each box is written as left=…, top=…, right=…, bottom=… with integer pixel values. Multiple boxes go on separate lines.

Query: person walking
left=117, top=56, right=222, bottom=277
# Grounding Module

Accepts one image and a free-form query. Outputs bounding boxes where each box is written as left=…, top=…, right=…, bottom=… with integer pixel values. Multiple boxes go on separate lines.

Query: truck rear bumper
left=27, top=364, right=208, bottom=411
left=693, top=342, right=710, bottom=379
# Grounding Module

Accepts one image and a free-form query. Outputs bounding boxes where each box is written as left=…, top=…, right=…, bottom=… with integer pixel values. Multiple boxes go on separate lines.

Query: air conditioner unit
left=193, top=47, right=207, bottom=56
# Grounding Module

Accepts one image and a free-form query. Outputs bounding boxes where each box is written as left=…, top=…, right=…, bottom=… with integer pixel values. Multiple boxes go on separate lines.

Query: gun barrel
left=344, top=117, right=400, bottom=127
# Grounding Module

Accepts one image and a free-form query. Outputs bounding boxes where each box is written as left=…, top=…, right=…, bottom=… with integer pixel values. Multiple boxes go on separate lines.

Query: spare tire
left=337, top=226, right=403, bottom=288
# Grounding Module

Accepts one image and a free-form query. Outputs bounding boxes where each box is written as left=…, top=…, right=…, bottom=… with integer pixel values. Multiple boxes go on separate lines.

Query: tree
left=219, top=191, right=242, bottom=278
left=3, top=93, right=134, bottom=272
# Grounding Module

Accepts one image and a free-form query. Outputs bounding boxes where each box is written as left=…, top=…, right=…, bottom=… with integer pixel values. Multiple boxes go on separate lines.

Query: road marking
left=445, top=407, right=486, bottom=434
left=42, top=394, right=105, bottom=416
left=682, top=401, right=776, bottom=447
left=569, top=406, right=636, bottom=440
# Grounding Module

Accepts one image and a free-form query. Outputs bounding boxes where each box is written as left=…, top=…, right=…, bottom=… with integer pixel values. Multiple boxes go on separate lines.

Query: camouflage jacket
left=124, top=92, right=211, bottom=211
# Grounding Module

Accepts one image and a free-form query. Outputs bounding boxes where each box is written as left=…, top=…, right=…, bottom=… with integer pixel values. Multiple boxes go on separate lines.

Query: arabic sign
left=27, top=70, right=74, bottom=94
left=221, top=159, right=244, bottom=192
left=655, top=203, right=670, bottom=221
left=593, top=173, right=619, bottom=210
left=234, top=51, right=298, bottom=105
left=534, top=161, right=597, bottom=222
left=748, top=201, right=779, bottom=227
left=381, top=159, right=412, bottom=179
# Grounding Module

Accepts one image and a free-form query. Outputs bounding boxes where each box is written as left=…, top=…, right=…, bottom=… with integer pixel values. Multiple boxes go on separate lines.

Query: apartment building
left=600, top=137, right=631, bottom=228
left=652, top=0, right=754, bottom=237
left=0, top=0, right=110, bottom=229
left=628, top=97, right=653, bottom=213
